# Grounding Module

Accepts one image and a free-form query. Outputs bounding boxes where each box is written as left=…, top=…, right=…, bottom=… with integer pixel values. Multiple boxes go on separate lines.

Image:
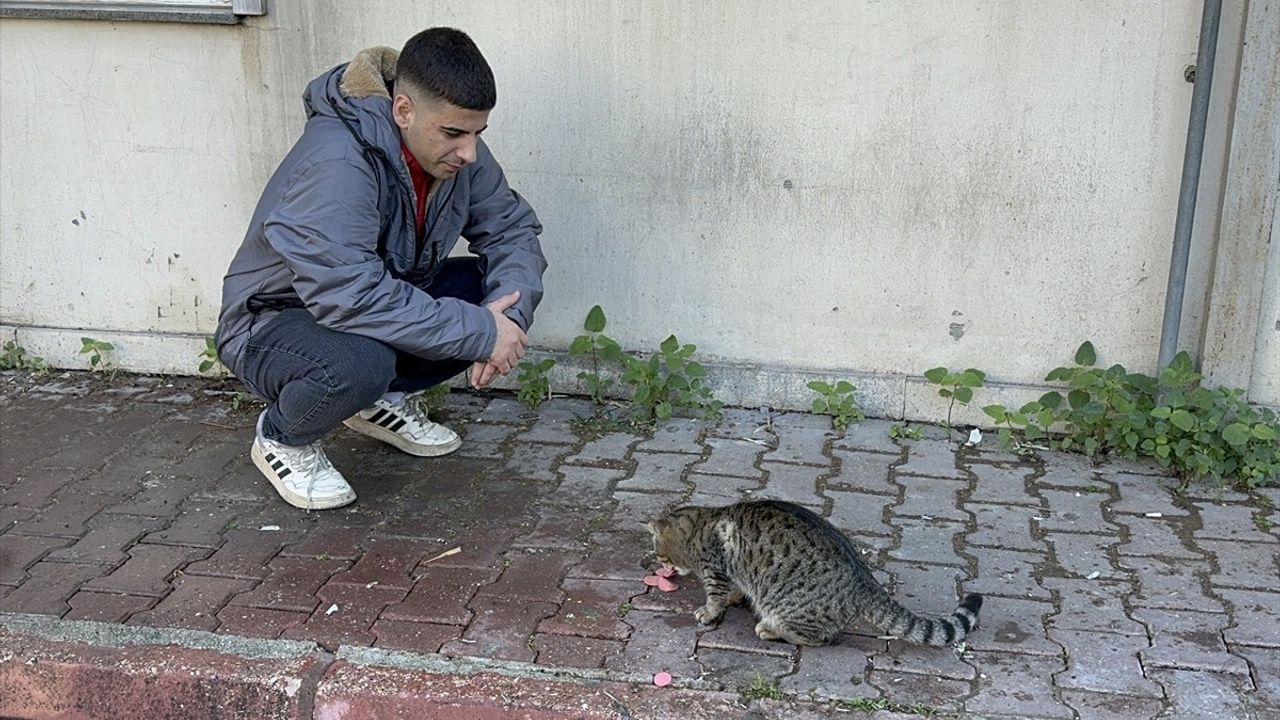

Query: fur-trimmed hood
left=301, top=47, right=403, bottom=166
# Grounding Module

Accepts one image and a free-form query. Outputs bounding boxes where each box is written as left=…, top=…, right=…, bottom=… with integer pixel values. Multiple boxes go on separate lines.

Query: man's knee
left=326, top=336, right=397, bottom=405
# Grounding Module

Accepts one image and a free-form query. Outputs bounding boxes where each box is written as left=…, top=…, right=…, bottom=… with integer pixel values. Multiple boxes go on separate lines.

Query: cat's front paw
left=694, top=605, right=724, bottom=625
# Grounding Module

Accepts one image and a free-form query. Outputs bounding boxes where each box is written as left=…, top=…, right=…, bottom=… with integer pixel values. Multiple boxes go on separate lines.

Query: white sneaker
left=342, top=391, right=462, bottom=457
left=251, top=416, right=356, bottom=510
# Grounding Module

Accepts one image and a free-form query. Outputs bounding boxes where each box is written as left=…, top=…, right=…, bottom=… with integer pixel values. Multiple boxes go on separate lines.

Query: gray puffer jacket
left=215, top=47, right=545, bottom=373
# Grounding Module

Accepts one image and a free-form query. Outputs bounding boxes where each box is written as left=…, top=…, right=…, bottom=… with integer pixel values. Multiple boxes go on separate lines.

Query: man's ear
left=391, top=93, right=414, bottom=131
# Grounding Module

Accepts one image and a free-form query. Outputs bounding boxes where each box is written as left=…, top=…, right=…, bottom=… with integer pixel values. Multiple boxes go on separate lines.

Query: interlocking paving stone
left=779, top=635, right=883, bottom=699
left=16, top=491, right=113, bottom=537
left=693, top=438, right=766, bottom=478
left=685, top=473, right=761, bottom=507
left=825, top=491, right=896, bottom=537
left=1194, top=502, right=1277, bottom=544
left=440, top=594, right=557, bottom=662
left=278, top=525, right=367, bottom=561
left=964, top=503, right=1046, bottom=551
left=829, top=419, right=902, bottom=455
left=883, top=561, right=970, bottom=616
left=381, top=565, right=500, bottom=626
left=43, top=515, right=167, bottom=567
left=283, top=582, right=407, bottom=648
left=606, top=609, right=702, bottom=676
left=550, top=465, right=628, bottom=507
left=894, top=439, right=964, bottom=479
left=696, top=606, right=794, bottom=658
left=532, top=633, right=624, bottom=669
left=763, top=412, right=835, bottom=467
left=567, top=531, right=651, bottom=581
left=1044, top=531, right=1123, bottom=580
left=499, top=441, right=569, bottom=482
left=886, top=518, right=966, bottom=566
left=962, top=597, right=1059, bottom=656
left=755, top=462, right=826, bottom=508
left=866, top=669, right=969, bottom=712
left=1133, top=607, right=1249, bottom=675
left=127, top=573, right=257, bottom=631
left=472, top=397, right=530, bottom=424
left=1059, top=689, right=1163, bottom=720
left=610, top=492, right=681, bottom=534
left=182, top=527, right=300, bottom=580
left=562, top=431, right=640, bottom=466
left=697, top=647, right=795, bottom=689
left=1118, top=556, right=1222, bottom=612
left=227, top=556, right=350, bottom=613
left=616, top=452, right=693, bottom=493
left=327, top=536, right=439, bottom=591
left=413, top=525, right=521, bottom=572
left=1217, top=589, right=1280, bottom=648
left=893, top=475, right=969, bottom=522
left=371, top=618, right=463, bottom=654
left=1147, top=668, right=1254, bottom=720
left=455, top=420, right=518, bottom=453
left=629, top=582, right=703, bottom=616
left=477, top=548, right=579, bottom=604
left=870, top=643, right=975, bottom=681
left=1113, top=516, right=1201, bottom=559
left=64, top=590, right=156, bottom=623
left=827, top=449, right=899, bottom=495
left=536, top=578, right=635, bottom=640
left=966, top=463, right=1040, bottom=506
left=512, top=399, right=585, bottom=444
left=0, top=507, right=36, bottom=535
left=0, top=535, right=73, bottom=584
left=1043, top=577, right=1146, bottom=636
left=1103, top=471, right=1188, bottom=517
left=142, top=501, right=251, bottom=548
left=215, top=606, right=309, bottom=639
left=1230, top=645, right=1280, bottom=709
left=704, top=407, right=771, bottom=440
left=0, top=560, right=104, bottom=615
left=1198, top=540, right=1279, bottom=590
left=633, top=418, right=707, bottom=454
left=964, top=548, right=1049, bottom=600
left=513, top=502, right=606, bottom=549
left=1035, top=454, right=1102, bottom=488
left=1037, top=490, right=1117, bottom=534
left=82, top=543, right=209, bottom=597
left=1049, top=628, right=1162, bottom=697
left=964, top=651, right=1072, bottom=718
left=0, top=468, right=92, bottom=508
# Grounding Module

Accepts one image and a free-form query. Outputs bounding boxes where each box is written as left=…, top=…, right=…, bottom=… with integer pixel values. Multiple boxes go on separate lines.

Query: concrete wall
left=1, top=1, right=1274, bottom=416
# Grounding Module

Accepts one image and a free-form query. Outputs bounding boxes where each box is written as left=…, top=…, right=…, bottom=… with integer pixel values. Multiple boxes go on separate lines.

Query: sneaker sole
left=341, top=417, right=463, bottom=457
left=251, top=441, right=356, bottom=511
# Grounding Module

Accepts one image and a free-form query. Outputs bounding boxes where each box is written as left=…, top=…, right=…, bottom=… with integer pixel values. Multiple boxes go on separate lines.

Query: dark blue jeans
left=237, top=257, right=483, bottom=446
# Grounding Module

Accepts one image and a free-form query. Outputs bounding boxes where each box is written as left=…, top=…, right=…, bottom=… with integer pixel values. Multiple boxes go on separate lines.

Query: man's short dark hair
left=396, top=28, right=496, bottom=111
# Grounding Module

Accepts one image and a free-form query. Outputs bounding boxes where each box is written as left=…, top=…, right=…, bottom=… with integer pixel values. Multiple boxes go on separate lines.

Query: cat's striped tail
left=865, top=593, right=983, bottom=647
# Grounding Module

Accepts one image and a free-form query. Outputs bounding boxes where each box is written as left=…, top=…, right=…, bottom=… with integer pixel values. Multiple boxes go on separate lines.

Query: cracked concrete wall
left=1, top=1, right=1265, bottom=403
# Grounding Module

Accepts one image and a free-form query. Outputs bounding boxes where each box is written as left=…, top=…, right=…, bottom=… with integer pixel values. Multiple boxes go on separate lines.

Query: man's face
left=393, top=91, right=490, bottom=181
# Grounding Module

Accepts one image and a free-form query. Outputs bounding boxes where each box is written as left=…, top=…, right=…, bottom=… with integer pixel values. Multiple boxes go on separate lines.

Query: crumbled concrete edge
left=0, top=613, right=319, bottom=661
left=336, top=645, right=724, bottom=692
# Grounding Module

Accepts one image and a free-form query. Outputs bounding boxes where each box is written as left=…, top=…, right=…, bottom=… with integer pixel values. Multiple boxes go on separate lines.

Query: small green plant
left=619, top=335, right=721, bottom=424
left=889, top=423, right=924, bottom=441
left=831, top=697, right=941, bottom=717
left=419, top=383, right=451, bottom=414
left=515, top=357, right=556, bottom=410
left=924, top=366, right=987, bottom=437
left=616, top=602, right=633, bottom=619
left=807, top=379, right=864, bottom=432
left=739, top=672, right=784, bottom=701
left=983, top=341, right=1280, bottom=488
left=569, top=305, right=623, bottom=405
left=1, top=338, right=49, bottom=374
left=80, top=337, right=115, bottom=374
left=197, top=336, right=226, bottom=375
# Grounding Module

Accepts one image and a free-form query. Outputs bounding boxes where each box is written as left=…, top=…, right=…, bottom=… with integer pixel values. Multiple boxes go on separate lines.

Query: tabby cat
left=645, top=499, right=982, bottom=647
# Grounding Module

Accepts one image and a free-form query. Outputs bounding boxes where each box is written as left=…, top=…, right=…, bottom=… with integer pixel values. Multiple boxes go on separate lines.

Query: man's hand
left=470, top=360, right=501, bottom=389
left=481, top=290, right=527, bottom=382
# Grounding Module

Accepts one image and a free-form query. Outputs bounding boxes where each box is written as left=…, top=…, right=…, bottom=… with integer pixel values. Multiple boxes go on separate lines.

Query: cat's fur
left=646, top=500, right=982, bottom=647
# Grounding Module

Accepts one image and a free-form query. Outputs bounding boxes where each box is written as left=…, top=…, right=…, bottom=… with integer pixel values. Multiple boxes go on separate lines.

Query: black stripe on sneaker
left=389, top=418, right=406, bottom=432
left=370, top=408, right=391, bottom=425
left=271, top=460, right=284, bottom=471
left=277, top=467, right=292, bottom=478
left=265, top=453, right=276, bottom=463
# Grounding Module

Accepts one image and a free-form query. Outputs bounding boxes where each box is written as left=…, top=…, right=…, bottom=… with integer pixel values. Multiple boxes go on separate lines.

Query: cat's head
left=644, top=508, right=702, bottom=576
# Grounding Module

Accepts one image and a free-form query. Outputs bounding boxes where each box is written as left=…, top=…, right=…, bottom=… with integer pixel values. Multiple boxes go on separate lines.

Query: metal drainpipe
left=1157, top=0, right=1223, bottom=370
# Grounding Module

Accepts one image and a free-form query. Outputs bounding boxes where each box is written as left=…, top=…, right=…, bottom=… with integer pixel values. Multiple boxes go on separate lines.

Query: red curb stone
left=82, top=543, right=210, bottom=597
left=127, top=574, right=258, bottom=631
left=0, top=628, right=321, bottom=720
left=216, top=606, right=311, bottom=639
left=0, top=534, right=74, bottom=584
left=371, top=619, right=463, bottom=654
left=64, top=591, right=157, bottom=623
left=312, top=659, right=751, bottom=720
left=0, top=561, right=104, bottom=615
left=381, top=565, right=500, bottom=625
left=227, top=556, right=351, bottom=613
left=532, top=633, right=624, bottom=669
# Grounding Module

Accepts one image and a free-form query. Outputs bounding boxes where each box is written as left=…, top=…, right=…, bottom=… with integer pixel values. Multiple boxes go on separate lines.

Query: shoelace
left=396, top=394, right=434, bottom=440
left=295, top=443, right=338, bottom=508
